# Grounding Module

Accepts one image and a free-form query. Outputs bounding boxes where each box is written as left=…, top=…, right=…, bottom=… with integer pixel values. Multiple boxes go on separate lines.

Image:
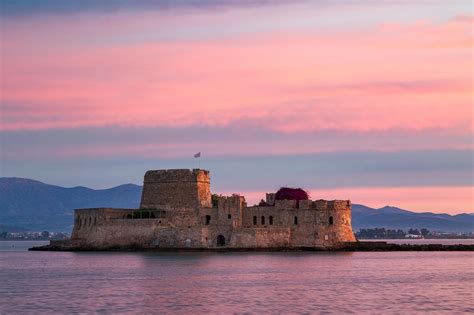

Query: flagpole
left=194, top=152, right=201, bottom=169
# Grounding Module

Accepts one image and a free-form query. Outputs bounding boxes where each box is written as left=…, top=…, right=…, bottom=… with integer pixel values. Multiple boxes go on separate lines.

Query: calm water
left=362, top=239, right=474, bottom=245
left=1, top=241, right=473, bottom=314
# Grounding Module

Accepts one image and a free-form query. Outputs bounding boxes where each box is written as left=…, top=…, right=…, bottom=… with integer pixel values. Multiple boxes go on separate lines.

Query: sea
left=1, top=240, right=473, bottom=314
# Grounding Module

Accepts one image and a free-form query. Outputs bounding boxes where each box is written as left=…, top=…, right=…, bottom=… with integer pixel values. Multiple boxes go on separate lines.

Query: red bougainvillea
left=275, top=187, right=309, bottom=201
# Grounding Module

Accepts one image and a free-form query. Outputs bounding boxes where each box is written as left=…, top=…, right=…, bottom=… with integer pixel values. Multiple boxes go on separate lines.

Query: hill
left=352, top=204, right=474, bottom=233
left=0, top=177, right=472, bottom=233
left=0, top=178, right=142, bottom=232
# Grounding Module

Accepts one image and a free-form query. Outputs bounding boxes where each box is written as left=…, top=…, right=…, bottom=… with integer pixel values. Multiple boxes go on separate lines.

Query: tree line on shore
left=357, top=228, right=430, bottom=239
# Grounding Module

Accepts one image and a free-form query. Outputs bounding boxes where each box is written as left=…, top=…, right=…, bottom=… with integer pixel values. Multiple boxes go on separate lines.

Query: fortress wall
left=72, top=218, right=209, bottom=249
left=72, top=208, right=136, bottom=240
left=255, top=228, right=291, bottom=247
left=241, top=199, right=356, bottom=246
left=229, top=228, right=290, bottom=248
left=242, top=206, right=280, bottom=227
left=69, top=165, right=355, bottom=249
left=314, top=200, right=328, bottom=210
left=298, top=200, right=313, bottom=209
left=217, top=195, right=245, bottom=227
left=275, top=199, right=297, bottom=209
left=140, top=169, right=211, bottom=209
left=166, top=207, right=200, bottom=227
left=198, top=207, right=219, bottom=225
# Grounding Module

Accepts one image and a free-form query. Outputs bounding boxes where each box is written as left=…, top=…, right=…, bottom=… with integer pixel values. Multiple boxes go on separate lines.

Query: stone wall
left=140, top=169, right=211, bottom=209
left=69, top=168, right=355, bottom=250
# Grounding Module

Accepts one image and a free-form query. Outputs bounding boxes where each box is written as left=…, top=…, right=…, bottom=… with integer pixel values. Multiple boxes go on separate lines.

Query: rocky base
left=28, top=241, right=474, bottom=252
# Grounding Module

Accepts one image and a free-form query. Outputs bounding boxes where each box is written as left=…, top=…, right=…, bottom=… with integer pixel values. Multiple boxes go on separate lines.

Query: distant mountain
left=0, top=177, right=473, bottom=233
left=352, top=204, right=474, bottom=233
left=0, top=178, right=142, bottom=232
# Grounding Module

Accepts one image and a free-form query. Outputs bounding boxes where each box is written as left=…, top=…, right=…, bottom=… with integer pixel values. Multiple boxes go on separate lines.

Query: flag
left=194, top=152, right=201, bottom=158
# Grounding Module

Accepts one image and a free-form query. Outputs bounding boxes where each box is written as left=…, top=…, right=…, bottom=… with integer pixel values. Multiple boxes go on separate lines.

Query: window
left=253, top=216, right=257, bottom=225
left=269, top=216, right=273, bottom=225
left=329, top=216, right=334, bottom=225
left=228, top=214, right=232, bottom=219
left=294, top=216, right=298, bottom=225
left=261, top=216, right=265, bottom=225
left=205, top=215, right=211, bottom=225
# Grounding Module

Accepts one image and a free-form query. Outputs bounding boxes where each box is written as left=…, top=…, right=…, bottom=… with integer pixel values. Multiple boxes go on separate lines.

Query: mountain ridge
left=0, top=177, right=472, bottom=233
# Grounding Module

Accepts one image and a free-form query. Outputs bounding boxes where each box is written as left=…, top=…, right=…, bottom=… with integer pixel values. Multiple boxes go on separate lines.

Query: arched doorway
left=217, top=235, right=226, bottom=247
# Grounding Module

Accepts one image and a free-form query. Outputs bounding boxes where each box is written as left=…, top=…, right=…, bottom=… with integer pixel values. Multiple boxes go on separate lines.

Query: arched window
left=329, top=216, right=334, bottom=225
left=205, top=215, right=211, bottom=225
left=228, top=214, right=232, bottom=219
left=253, top=216, right=257, bottom=225
left=294, top=216, right=298, bottom=225
left=269, top=216, right=273, bottom=225
left=261, top=216, right=265, bottom=225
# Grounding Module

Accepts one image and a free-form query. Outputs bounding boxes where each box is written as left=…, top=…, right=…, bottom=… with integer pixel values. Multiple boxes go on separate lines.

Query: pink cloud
left=1, top=16, right=472, bottom=137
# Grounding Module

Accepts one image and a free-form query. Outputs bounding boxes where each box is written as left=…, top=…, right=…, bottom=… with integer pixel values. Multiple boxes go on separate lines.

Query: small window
left=294, top=216, right=298, bottom=225
left=269, top=216, right=273, bottom=225
left=205, top=215, right=211, bottom=225
left=94, top=217, right=97, bottom=225
left=329, top=216, right=334, bottom=225
left=253, top=216, right=257, bottom=225
left=228, top=214, right=232, bottom=219
left=150, top=212, right=156, bottom=218
left=261, top=216, right=265, bottom=225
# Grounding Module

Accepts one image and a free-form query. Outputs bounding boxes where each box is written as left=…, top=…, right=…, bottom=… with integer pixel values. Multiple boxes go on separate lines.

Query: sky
left=0, top=0, right=473, bottom=213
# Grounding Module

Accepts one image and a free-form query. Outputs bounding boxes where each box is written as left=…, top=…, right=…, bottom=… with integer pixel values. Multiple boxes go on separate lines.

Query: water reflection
left=1, top=243, right=472, bottom=313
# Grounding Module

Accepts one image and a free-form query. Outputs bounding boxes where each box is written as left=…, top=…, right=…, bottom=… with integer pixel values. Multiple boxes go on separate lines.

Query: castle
left=67, top=169, right=356, bottom=250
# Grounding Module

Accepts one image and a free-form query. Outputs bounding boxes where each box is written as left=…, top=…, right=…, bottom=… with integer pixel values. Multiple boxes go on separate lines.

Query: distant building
left=56, top=169, right=356, bottom=250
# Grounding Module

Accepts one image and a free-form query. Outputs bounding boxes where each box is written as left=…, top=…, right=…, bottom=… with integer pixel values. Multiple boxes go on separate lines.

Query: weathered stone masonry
left=71, top=169, right=356, bottom=249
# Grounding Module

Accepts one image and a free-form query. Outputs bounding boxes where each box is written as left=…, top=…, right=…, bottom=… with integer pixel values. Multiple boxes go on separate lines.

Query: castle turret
left=140, top=169, right=211, bottom=209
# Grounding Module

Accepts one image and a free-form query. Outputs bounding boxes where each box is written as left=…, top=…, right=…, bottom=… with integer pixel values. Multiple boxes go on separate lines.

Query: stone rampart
left=65, top=169, right=356, bottom=250
left=140, top=169, right=211, bottom=209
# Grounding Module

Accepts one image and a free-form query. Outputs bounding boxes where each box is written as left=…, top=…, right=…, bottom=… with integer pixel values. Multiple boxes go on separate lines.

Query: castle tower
left=140, top=169, right=211, bottom=209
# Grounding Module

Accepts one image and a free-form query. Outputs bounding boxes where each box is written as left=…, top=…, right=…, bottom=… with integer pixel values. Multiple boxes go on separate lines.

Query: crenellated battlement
left=260, top=198, right=350, bottom=211
left=143, top=169, right=210, bottom=184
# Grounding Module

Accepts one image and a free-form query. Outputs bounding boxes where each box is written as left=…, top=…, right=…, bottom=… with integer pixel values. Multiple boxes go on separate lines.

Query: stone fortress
left=68, top=169, right=356, bottom=250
